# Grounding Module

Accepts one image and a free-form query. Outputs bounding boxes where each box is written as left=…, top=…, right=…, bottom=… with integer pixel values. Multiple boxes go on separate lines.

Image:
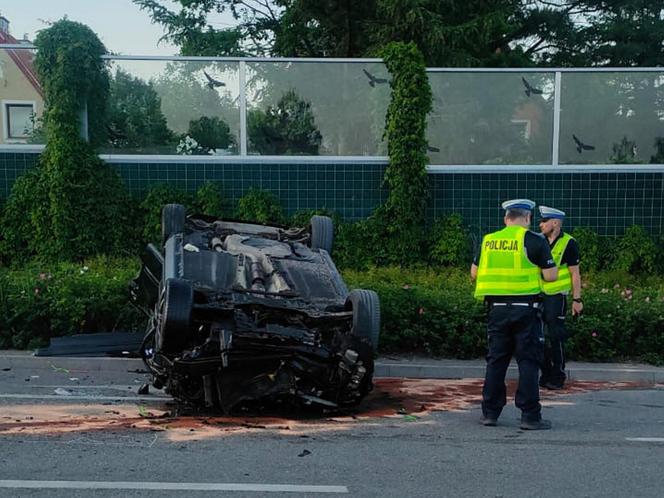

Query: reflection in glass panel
left=246, top=62, right=389, bottom=156
left=0, top=47, right=45, bottom=144
left=427, top=72, right=555, bottom=165
left=103, top=59, right=240, bottom=155
left=560, top=72, right=664, bottom=164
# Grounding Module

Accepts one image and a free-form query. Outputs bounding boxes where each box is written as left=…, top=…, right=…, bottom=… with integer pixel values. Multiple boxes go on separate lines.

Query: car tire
left=310, top=215, right=334, bottom=253
left=347, top=289, right=380, bottom=352
left=162, top=204, right=186, bottom=247
left=157, top=278, right=193, bottom=354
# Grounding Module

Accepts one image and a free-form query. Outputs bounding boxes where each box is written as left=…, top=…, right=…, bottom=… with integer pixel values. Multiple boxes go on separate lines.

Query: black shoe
left=480, top=415, right=498, bottom=427
left=542, top=381, right=564, bottom=390
left=520, top=418, right=552, bottom=430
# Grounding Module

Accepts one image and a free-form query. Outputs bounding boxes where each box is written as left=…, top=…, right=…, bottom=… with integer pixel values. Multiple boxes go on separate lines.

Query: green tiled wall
left=428, top=172, right=664, bottom=236
left=112, top=161, right=388, bottom=220
left=2, top=152, right=663, bottom=234
left=0, top=152, right=39, bottom=198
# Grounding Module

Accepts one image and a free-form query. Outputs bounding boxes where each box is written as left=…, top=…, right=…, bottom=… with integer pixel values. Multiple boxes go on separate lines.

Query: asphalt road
left=0, top=363, right=663, bottom=497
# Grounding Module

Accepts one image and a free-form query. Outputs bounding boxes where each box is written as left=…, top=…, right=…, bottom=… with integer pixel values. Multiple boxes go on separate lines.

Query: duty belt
left=489, top=302, right=541, bottom=309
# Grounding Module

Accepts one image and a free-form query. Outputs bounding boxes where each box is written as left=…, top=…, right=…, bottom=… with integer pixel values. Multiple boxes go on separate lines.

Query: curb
left=374, top=362, right=664, bottom=384
left=2, top=352, right=663, bottom=384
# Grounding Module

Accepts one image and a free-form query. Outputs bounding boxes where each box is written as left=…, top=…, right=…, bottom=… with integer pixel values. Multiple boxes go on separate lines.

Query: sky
left=0, top=0, right=231, bottom=56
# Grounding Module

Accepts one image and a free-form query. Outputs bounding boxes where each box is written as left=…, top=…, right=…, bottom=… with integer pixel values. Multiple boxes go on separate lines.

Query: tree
left=133, top=0, right=544, bottom=65
left=1, top=20, right=136, bottom=264
left=247, top=89, right=322, bottom=154
left=518, top=1, right=664, bottom=67
left=107, top=69, right=174, bottom=152
left=152, top=62, right=240, bottom=149
left=274, top=0, right=377, bottom=57
left=187, top=116, right=234, bottom=153
left=134, top=1, right=664, bottom=68
left=133, top=0, right=283, bottom=56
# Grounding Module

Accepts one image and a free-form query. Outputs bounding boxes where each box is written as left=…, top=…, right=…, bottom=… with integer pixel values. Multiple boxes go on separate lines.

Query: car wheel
left=162, top=204, right=186, bottom=247
left=347, top=289, right=380, bottom=352
left=310, top=215, right=333, bottom=253
left=156, top=278, right=193, bottom=354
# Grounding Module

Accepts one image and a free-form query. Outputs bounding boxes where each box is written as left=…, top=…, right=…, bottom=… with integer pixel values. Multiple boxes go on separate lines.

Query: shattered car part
left=130, top=205, right=380, bottom=413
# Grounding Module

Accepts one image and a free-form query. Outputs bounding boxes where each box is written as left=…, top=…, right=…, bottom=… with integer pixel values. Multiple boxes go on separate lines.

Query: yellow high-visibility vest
left=474, top=225, right=542, bottom=299
left=541, top=233, right=574, bottom=295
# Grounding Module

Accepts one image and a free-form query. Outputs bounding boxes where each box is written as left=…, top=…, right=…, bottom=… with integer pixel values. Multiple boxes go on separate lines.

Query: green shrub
left=651, top=137, right=664, bottom=164
left=566, top=281, right=664, bottom=365
left=1, top=258, right=662, bottom=365
left=344, top=267, right=485, bottom=356
left=236, top=188, right=285, bottom=224
left=345, top=266, right=664, bottom=364
left=611, top=225, right=657, bottom=274
left=195, top=181, right=228, bottom=218
left=428, top=213, right=471, bottom=266
left=247, top=90, right=322, bottom=155
left=610, top=136, right=642, bottom=164
left=0, top=257, right=143, bottom=349
left=139, top=184, right=197, bottom=245
left=571, top=226, right=603, bottom=272
left=187, top=116, right=234, bottom=153
left=334, top=220, right=379, bottom=271
left=1, top=20, right=135, bottom=264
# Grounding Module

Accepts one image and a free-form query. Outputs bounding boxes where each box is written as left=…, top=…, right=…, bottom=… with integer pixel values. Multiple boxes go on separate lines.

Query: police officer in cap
left=538, top=206, right=583, bottom=390
left=471, top=199, right=557, bottom=430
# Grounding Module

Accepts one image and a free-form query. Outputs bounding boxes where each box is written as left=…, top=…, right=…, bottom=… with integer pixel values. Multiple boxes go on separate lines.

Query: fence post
left=552, top=71, right=562, bottom=166
left=239, top=60, right=247, bottom=156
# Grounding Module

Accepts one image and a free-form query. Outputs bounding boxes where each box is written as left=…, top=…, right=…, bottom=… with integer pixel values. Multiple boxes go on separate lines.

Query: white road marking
left=0, top=480, right=348, bottom=493
left=625, top=437, right=664, bottom=442
left=0, top=393, right=169, bottom=402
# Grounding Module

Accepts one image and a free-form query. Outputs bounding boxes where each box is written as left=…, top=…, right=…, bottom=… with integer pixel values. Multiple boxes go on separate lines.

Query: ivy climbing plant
left=1, top=20, right=137, bottom=263
left=375, top=41, right=433, bottom=264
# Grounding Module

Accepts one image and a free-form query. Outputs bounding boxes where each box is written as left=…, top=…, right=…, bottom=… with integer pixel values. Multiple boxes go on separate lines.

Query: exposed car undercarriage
left=130, top=205, right=380, bottom=413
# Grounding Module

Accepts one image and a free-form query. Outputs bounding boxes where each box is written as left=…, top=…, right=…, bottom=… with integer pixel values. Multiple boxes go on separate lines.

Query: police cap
left=538, top=205, right=565, bottom=220
left=501, top=199, right=535, bottom=211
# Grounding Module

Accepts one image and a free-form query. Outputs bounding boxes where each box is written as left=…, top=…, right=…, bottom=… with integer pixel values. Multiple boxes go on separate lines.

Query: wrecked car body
left=130, top=204, right=380, bottom=413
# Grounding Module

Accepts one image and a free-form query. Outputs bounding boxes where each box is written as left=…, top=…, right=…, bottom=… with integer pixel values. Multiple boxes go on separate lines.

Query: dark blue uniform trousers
left=482, top=303, right=544, bottom=422
left=540, top=293, right=568, bottom=387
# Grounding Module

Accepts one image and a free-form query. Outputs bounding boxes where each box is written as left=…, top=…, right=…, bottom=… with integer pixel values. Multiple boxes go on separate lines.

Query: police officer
left=538, top=206, right=583, bottom=390
left=471, top=199, right=557, bottom=430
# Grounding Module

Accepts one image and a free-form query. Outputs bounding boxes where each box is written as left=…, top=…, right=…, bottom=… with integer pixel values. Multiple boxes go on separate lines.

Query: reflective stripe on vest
left=541, top=233, right=573, bottom=295
left=474, top=226, right=542, bottom=299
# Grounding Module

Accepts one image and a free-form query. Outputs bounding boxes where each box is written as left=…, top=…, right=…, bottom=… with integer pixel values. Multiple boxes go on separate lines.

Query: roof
left=0, top=30, right=43, bottom=97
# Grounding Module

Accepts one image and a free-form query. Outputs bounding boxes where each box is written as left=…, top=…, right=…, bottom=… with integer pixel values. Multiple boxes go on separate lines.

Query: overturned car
left=130, top=204, right=380, bottom=413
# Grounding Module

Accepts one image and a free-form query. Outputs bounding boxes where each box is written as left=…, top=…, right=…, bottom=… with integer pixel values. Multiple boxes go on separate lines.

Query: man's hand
left=572, top=300, right=583, bottom=316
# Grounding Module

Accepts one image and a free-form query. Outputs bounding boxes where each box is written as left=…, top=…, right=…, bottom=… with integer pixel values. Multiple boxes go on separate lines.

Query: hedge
left=345, top=267, right=664, bottom=365
left=1, top=261, right=663, bottom=365
left=0, top=257, right=143, bottom=349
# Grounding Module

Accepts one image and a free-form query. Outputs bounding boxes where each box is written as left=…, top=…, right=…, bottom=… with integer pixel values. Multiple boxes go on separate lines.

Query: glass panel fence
left=102, top=59, right=241, bottom=155
left=2, top=47, right=662, bottom=167
left=559, top=72, right=664, bottom=164
left=0, top=46, right=45, bottom=144
left=427, top=72, right=555, bottom=165
left=245, top=61, right=389, bottom=156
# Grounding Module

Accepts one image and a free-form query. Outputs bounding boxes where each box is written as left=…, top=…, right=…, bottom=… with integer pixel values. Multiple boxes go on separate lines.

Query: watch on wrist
left=573, top=298, right=583, bottom=303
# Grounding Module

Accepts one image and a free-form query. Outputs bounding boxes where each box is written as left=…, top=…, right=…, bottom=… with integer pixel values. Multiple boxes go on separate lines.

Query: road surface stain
left=0, top=379, right=645, bottom=441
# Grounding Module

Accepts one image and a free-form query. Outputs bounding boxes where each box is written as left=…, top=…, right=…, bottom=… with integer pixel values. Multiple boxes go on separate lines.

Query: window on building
left=5, top=102, right=35, bottom=140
